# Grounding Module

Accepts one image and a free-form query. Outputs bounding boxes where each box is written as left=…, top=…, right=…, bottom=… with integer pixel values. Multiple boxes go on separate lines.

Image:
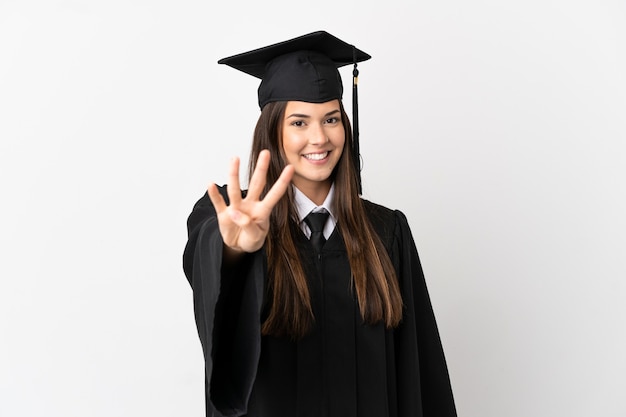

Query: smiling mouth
left=303, top=151, right=329, bottom=161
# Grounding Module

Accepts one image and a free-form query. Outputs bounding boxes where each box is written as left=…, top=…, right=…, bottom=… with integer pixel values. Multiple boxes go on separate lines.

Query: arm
left=392, top=210, right=457, bottom=417
left=182, top=150, right=293, bottom=417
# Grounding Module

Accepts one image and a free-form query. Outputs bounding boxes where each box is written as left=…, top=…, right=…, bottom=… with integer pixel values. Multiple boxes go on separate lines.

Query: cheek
left=332, top=128, right=346, bottom=150
left=281, top=134, right=293, bottom=154
left=281, top=135, right=299, bottom=163
left=282, top=131, right=304, bottom=154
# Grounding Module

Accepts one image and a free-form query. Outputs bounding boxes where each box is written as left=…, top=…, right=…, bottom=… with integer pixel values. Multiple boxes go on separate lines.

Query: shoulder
left=362, top=199, right=394, bottom=226
left=186, top=185, right=248, bottom=233
left=362, top=199, right=411, bottom=247
left=362, top=199, right=409, bottom=226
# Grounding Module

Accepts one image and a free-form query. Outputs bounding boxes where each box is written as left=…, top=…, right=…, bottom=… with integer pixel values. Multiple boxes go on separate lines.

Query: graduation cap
left=218, top=31, right=371, bottom=194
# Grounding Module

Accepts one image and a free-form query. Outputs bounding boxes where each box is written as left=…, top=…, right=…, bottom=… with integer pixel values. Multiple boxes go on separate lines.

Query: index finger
left=259, top=164, right=294, bottom=211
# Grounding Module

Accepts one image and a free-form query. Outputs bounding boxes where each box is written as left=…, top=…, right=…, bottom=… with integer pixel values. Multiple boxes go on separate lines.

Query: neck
left=295, top=181, right=331, bottom=206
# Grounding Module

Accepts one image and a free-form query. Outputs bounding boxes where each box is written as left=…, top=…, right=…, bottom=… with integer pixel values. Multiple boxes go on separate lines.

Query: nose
left=308, top=123, right=328, bottom=145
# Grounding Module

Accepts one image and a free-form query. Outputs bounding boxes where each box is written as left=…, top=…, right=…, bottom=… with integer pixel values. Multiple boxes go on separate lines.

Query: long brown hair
left=249, top=100, right=403, bottom=338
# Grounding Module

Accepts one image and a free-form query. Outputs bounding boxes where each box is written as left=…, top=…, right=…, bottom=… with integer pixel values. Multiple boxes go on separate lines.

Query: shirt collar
left=294, top=184, right=336, bottom=224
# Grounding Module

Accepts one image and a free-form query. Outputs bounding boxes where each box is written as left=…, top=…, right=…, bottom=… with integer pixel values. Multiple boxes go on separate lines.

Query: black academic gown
left=183, top=187, right=457, bottom=417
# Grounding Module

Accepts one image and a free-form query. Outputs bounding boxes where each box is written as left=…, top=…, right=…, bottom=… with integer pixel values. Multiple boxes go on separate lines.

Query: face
left=281, top=100, right=345, bottom=198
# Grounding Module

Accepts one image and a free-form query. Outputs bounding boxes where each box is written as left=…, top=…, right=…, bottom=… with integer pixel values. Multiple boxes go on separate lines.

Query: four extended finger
left=246, top=150, right=270, bottom=201
left=207, top=183, right=227, bottom=213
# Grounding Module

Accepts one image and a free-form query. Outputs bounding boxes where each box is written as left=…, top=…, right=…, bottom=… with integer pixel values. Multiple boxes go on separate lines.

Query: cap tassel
left=352, top=46, right=362, bottom=195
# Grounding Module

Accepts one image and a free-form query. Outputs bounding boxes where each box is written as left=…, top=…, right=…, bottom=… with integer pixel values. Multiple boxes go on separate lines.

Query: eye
left=325, top=117, right=340, bottom=124
left=291, top=120, right=305, bottom=127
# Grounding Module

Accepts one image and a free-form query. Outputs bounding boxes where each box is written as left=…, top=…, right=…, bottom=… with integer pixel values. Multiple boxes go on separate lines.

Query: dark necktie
left=304, top=211, right=329, bottom=253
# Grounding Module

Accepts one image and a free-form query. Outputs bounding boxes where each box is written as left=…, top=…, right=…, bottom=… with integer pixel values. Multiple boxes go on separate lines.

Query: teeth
left=303, top=152, right=328, bottom=161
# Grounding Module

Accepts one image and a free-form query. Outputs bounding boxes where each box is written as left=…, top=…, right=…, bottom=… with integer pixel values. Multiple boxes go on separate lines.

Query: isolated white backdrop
left=1, top=1, right=625, bottom=416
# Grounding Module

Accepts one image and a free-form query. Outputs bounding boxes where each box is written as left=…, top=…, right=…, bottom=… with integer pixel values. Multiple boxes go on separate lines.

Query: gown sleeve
left=392, top=209, right=457, bottom=417
left=182, top=187, right=265, bottom=417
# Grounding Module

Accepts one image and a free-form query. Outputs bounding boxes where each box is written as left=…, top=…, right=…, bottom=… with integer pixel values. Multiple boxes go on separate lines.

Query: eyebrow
left=286, top=109, right=341, bottom=119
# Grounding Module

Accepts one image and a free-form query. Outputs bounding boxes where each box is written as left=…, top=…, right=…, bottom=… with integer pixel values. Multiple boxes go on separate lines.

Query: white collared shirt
left=293, top=184, right=337, bottom=240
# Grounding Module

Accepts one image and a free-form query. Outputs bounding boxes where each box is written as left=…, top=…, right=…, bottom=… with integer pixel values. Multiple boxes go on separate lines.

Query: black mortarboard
left=218, top=31, right=370, bottom=193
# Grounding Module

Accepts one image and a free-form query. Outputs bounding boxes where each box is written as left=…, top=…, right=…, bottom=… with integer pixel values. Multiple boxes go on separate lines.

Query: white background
left=1, top=0, right=625, bottom=416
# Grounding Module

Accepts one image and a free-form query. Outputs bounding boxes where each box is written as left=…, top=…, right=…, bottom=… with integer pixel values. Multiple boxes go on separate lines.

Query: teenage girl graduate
left=183, top=31, right=457, bottom=417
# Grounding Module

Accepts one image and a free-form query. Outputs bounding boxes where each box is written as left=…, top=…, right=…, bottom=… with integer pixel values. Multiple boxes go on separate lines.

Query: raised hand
left=207, top=150, right=294, bottom=257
